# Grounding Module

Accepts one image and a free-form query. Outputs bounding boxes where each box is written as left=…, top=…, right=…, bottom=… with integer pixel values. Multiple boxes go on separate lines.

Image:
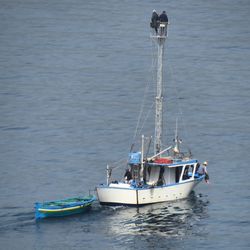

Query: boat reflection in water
left=106, top=192, right=209, bottom=240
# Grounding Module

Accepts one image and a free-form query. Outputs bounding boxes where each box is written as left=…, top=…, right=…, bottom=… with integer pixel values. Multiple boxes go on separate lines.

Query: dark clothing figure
left=124, top=169, right=132, bottom=182
left=205, top=172, right=210, bottom=183
left=159, top=11, right=168, bottom=23
left=151, top=10, right=159, bottom=34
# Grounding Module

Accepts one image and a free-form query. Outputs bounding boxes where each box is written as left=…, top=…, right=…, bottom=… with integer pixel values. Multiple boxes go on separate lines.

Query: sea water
left=0, top=0, right=250, bottom=249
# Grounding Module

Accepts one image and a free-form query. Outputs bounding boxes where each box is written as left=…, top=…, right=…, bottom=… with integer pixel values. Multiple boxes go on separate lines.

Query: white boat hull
left=96, top=178, right=202, bottom=206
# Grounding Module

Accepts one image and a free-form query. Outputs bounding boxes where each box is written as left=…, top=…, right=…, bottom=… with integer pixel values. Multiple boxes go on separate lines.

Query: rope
left=109, top=157, right=128, bottom=170
left=137, top=101, right=154, bottom=136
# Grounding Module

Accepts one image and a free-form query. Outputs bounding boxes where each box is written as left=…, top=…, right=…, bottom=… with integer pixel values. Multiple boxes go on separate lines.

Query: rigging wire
left=131, top=72, right=151, bottom=143
left=130, top=34, right=158, bottom=150
left=110, top=28, right=195, bottom=169
left=137, top=101, right=154, bottom=137
left=167, top=63, right=192, bottom=152
left=109, top=157, right=128, bottom=170
left=129, top=28, right=194, bottom=156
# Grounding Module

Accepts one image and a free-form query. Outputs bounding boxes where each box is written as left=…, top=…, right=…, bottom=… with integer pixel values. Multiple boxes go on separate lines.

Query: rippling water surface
left=0, top=0, right=250, bottom=249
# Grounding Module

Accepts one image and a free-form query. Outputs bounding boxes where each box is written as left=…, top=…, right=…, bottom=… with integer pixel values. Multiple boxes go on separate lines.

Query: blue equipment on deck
left=128, top=152, right=141, bottom=164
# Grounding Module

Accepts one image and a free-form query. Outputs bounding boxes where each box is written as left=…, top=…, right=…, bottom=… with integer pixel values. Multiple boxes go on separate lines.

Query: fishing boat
left=96, top=22, right=206, bottom=206
left=35, top=195, right=96, bottom=219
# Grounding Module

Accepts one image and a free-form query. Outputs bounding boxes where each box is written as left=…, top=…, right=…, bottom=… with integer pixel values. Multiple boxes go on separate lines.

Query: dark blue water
left=1, top=0, right=250, bottom=249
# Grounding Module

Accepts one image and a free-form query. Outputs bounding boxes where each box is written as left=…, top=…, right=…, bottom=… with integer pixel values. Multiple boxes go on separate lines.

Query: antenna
left=173, top=118, right=180, bottom=154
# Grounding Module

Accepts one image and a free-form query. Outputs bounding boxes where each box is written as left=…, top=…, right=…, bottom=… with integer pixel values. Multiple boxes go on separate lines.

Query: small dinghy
left=35, top=195, right=96, bottom=219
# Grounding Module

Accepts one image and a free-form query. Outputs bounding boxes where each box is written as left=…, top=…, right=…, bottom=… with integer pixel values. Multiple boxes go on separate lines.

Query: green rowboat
left=35, top=195, right=96, bottom=219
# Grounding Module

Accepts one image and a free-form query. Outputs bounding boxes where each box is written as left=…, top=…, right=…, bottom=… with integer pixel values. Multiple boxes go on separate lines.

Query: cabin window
left=189, top=165, right=194, bottom=177
left=175, top=166, right=182, bottom=182
left=181, top=165, right=195, bottom=180
left=182, top=165, right=190, bottom=180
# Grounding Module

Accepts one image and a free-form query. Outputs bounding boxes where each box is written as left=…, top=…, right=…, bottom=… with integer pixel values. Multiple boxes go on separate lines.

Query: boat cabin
left=126, top=152, right=200, bottom=187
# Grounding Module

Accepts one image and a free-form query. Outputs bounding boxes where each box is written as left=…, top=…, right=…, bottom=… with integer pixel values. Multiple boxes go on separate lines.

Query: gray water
left=0, top=0, right=250, bottom=249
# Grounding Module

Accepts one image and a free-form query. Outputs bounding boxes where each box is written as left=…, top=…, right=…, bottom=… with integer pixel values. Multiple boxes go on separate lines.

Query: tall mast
left=153, top=22, right=168, bottom=154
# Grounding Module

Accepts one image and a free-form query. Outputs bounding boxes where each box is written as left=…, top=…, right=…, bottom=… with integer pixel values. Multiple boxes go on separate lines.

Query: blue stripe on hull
left=97, top=175, right=205, bottom=191
left=99, top=197, right=189, bottom=207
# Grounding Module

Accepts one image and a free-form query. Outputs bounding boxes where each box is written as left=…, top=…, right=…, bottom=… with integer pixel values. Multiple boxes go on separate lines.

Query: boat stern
left=96, top=184, right=138, bottom=205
